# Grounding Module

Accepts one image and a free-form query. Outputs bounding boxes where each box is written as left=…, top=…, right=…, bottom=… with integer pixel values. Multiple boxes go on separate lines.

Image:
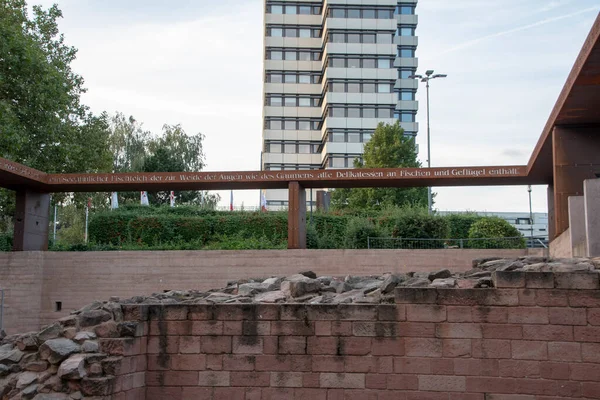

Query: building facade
left=261, top=0, right=419, bottom=208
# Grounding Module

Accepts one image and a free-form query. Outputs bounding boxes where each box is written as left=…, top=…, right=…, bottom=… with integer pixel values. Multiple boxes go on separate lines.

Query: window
left=331, top=108, right=345, bottom=117
left=298, top=52, right=311, bottom=61
left=363, top=58, right=376, bottom=68
left=399, top=69, right=415, bottom=79
left=398, top=27, right=414, bottom=36
left=378, top=83, right=391, bottom=93
left=363, top=34, right=376, bottom=44
left=399, top=48, right=416, bottom=57
left=298, top=144, right=311, bottom=153
left=298, top=121, right=311, bottom=130
left=363, top=108, right=376, bottom=118
left=363, top=133, right=372, bottom=142
left=269, top=143, right=282, bottom=153
left=347, top=58, right=360, bottom=68
left=400, top=112, right=415, bottom=122
left=331, top=132, right=345, bottom=142
left=363, top=9, right=376, bottom=19
left=378, top=109, right=393, bottom=118
left=331, top=58, right=345, bottom=68
left=55, top=301, right=62, bottom=312
left=270, top=120, right=282, bottom=129
left=378, top=59, right=391, bottom=68
left=347, top=83, right=360, bottom=93
left=285, top=51, right=297, bottom=60
left=270, top=74, right=282, bottom=83
left=271, top=28, right=283, bottom=37
left=285, top=28, right=297, bottom=37
left=299, top=5, right=311, bottom=15
left=363, top=83, right=376, bottom=93
left=332, top=82, right=345, bottom=92
left=299, top=98, right=311, bottom=107
left=398, top=6, right=414, bottom=15
left=284, top=74, right=296, bottom=83
left=299, top=29, right=311, bottom=38
left=270, top=51, right=283, bottom=60
left=298, top=74, right=311, bottom=84
left=270, top=5, right=283, bottom=14
left=284, top=144, right=296, bottom=153
left=347, top=34, right=361, bottom=44
left=331, top=33, right=345, bottom=43
left=284, top=97, right=296, bottom=107
left=348, top=108, right=360, bottom=118
left=378, top=9, right=393, bottom=19
left=400, top=91, right=415, bottom=101
left=270, top=96, right=282, bottom=106
left=377, top=33, right=392, bottom=44
left=285, top=5, right=296, bottom=14
left=332, top=158, right=345, bottom=168
left=348, top=133, right=361, bottom=143
left=347, top=9, right=360, bottom=18
left=331, top=9, right=345, bottom=18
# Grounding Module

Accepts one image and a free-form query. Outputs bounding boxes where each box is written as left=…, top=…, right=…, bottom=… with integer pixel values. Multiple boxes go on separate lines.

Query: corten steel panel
left=288, top=182, right=307, bottom=249
left=528, top=14, right=600, bottom=180
left=12, top=191, right=50, bottom=251
left=552, top=126, right=600, bottom=238
left=547, top=184, right=556, bottom=240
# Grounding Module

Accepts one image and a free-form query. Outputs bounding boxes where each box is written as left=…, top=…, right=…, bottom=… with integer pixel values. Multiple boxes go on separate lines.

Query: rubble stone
left=39, top=340, right=80, bottom=365
left=57, top=355, right=86, bottom=380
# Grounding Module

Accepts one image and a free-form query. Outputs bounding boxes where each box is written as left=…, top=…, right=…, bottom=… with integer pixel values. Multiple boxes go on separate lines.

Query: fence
left=367, top=236, right=531, bottom=250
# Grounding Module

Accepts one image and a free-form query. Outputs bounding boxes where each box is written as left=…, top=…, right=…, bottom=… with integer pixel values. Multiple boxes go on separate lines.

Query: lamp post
left=409, top=70, right=447, bottom=214
left=528, top=185, right=534, bottom=247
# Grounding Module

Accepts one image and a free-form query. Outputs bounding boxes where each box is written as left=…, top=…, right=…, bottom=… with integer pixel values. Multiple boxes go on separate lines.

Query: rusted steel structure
left=1, top=14, right=599, bottom=251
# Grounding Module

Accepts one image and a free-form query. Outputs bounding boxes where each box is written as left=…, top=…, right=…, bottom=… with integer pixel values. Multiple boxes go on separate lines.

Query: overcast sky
left=33, top=0, right=599, bottom=212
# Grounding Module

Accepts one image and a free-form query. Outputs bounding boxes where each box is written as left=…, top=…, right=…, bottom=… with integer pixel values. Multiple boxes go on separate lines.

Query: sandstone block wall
left=115, top=278, right=600, bottom=399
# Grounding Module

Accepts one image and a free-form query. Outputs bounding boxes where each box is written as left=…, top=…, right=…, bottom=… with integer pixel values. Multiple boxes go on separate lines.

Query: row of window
left=266, top=72, right=321, bottom=84
left=266, top=4, right=321, bottom=15
left=328, top=56, right=394, bottom=69
left=265, top=165, right=320, bottom=171
left=328, top=106, right=395, bottom=119
left=266, top=95, right=320, bottom=107
left=267, top=49, right=321, bottom=61
left=328, top=8, right=395, bottom=20
left=328, top=31, right=394, bottom=45
left=265, top=142, right=321, bottom=154
left=328, top=155, right=362, bottom=169
left=265, top=119, right=321, bottom=131
left=328, top=131, right=373, bottom=143
left=267, top=26, right=321, bottom=38
left=328, top=81, right=394, bottom=94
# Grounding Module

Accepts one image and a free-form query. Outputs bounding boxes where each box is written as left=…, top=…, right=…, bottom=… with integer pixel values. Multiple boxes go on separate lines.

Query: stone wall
left=0, top=249, right=544, bottom=334
left=127, top=275, right=600, bottom=399
left=2, top=269, right=600, bottom=399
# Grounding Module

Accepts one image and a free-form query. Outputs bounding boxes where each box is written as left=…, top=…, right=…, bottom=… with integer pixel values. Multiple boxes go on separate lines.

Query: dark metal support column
left=288, top=182, right=306, bottom=249
left=13, top=190, right=50, bottom=251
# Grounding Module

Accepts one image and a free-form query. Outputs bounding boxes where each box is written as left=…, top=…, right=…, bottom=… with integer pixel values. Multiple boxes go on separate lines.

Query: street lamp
left=528, top=185, right=534, bottom=247
left=409, top=70, right=447, bottom=214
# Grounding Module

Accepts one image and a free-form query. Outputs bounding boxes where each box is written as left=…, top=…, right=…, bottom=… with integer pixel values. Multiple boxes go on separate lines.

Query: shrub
left=468, top=217, right=526, bottom=249
left=445, top=213, right=482, bottom=239
left=0, top=234, right=12, bottom=251
left=344, top=218, right=387, bottom=249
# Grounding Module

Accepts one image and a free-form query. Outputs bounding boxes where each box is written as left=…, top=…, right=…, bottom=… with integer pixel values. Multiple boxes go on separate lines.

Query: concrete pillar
left=12, top=191, right=50, bottom=251
left=568, top=196, right=587, bottom=257
left=584, top=178, right=600, bottom=257
left=316, top=190, right=330, bottom=212
left=288, top=182, right=306, bottom=249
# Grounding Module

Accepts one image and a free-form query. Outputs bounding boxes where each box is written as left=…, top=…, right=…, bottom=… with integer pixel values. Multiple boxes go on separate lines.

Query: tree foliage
left=331, top=122, right=429, bottom=210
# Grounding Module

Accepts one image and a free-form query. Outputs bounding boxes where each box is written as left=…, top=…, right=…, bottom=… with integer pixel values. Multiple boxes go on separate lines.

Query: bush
left=344, top=218, right=387, bottom=249
left=377, top=207, right=449, bottom=241
left=445, top=213, right=482, bottom=239
left=0, top=233, right=12, bottom=251
left=468, top=217, right=526, bottom=249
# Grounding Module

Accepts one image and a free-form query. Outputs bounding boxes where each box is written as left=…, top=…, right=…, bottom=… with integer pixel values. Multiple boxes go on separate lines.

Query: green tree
left=0, top=0, right=112, bottom=227
left=468, top=217, right=525, bottom=249
left=331, top=121, right=429, bottom=210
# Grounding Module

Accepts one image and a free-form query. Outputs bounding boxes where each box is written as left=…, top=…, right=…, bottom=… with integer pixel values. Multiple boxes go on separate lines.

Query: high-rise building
left=261, top=0, right=419, bottom=209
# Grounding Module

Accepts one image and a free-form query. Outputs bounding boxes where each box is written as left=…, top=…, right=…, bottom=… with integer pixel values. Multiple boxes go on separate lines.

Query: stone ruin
left=1, top=255, right=600, bottom=399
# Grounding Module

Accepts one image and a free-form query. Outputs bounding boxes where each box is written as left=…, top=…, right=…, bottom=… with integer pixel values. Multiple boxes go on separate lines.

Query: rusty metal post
left=288, top=181, right=306, bottom=249
left=13, top=190, right=50, bottom=251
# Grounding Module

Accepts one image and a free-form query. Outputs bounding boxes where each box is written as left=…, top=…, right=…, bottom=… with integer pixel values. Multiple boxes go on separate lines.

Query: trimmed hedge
left=468, top=217, right=526, bottom=249
left=0, top=234, right=12, bottom=251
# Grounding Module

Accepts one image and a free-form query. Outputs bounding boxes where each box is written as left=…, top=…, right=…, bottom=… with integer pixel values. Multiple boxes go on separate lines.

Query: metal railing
left=367, top=236, right=530, bottom=250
